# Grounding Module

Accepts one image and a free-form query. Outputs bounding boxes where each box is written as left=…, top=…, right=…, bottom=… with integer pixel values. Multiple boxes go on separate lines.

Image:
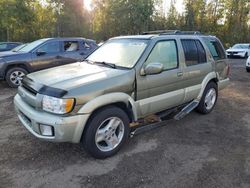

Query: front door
left=136, top=40, right=185, bottom=117
left=31, top=41, right=62, bottom=71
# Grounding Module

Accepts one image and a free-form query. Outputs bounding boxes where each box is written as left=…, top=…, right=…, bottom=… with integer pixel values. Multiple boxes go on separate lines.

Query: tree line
left=0, top=0, right=249, bottom=47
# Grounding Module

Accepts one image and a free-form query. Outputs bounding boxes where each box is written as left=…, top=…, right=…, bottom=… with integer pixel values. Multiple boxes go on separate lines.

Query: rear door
left=180, top=38, right=213, bottom=102
left=80, top=41, right=98, bottom=58
left=59, top=40, right=83, bottom=65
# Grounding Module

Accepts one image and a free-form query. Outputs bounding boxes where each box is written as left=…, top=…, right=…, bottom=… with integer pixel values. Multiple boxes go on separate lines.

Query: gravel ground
left=0, top=59, right=249, bottom=188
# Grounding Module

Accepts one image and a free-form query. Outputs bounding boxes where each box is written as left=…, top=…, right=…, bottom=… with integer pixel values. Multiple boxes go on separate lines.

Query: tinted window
left=203, top=38, right=226, bottom=60
left=8, top=43, right=19, bottom=50
left=145, top=40, right=178, bottom=70
left=64, top=41, right=79, bottom=52
left=38, top=41, right=60, bottom=53
left=196, top=40, right=207, bottom=63
left=84, top=41, right=97, bottom=50
left=181, top=39, right=199, bottom=66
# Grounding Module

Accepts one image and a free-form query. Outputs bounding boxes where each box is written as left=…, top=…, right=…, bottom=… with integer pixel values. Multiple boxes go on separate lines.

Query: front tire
left=244, top=53, right=248, bottom=59
left=82, top=106, right=130, bottom=159
left=196, top=82, right=218, bottom=114
left=5, top=67, right=27, bottom=88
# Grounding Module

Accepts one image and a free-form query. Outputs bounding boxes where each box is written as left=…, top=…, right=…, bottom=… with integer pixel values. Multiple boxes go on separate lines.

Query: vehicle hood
left=0, top=51, right=29, bottom=58
left=226, top=48, right=247, bottom=52
left=27, top=62, right=135, bottom=94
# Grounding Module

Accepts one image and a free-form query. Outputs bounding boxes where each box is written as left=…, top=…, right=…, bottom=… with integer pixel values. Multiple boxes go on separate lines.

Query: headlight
left=42, top=95, right=75, bottom=114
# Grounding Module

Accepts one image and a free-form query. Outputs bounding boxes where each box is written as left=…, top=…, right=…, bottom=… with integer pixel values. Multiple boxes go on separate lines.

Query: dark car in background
left=0, top=42, right=23, bottom=52
left=0, top=37, right=97, bottom=87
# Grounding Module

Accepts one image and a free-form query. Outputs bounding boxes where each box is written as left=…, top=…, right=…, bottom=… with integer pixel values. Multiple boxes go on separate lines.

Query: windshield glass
left=19, top=39, right=48, bottom=52
left=232, top=44, right=249, bottom=49
left=86, top=39, right=148, bottom=68
left=12, top=44, right=27, bottom=52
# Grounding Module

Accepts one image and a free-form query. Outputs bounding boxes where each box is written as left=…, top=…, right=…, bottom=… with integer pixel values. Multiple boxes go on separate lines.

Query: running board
left=129, top=100, right=199, bottom=137
left=130, top=121, right=166, bottom=137
left=174, top=100, right=199, bottom=120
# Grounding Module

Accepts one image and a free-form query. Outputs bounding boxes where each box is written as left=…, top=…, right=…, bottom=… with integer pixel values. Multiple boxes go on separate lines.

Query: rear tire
left=196, top=82, right=218, bottom=114
left=82, top=106, right=130, bottom=159
left=5, top=67, right=28, bottom=88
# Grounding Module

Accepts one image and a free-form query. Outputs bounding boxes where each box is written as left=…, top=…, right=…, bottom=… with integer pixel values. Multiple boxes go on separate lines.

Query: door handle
left=177, top=72, right=183, bottom=77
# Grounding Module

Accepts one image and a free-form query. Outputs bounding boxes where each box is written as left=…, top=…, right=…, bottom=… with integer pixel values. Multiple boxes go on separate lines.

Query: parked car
left=226, top=43, right=250, bottom=58
left=0, top=42, right=23, bottom=52
left=246, top=56, right=250, bottom=72
left=14, top=31, right=230, bottom=159
left=0, top=38, right=97, bottom=87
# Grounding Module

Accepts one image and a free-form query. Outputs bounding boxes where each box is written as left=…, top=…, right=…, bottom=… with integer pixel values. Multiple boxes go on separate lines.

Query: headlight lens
left=42, top=95, right=75, bottom=114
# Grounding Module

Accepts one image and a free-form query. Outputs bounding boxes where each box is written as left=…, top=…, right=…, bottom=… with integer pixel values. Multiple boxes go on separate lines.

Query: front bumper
left=14, top=94, right=90, bottom=143
left=227, top=52, right=246, bottom=58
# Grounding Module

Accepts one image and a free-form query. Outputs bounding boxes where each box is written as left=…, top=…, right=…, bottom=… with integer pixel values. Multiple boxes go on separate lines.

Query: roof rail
left=142, top=30, right=180, bottom=35
left=142, top=30, right=202, bottom=35
left=174, top=31, right=201, bottom=35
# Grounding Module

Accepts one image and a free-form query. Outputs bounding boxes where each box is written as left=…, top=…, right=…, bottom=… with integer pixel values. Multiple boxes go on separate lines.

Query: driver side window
left=145, top=40, right=178, bottom=70
left=37, top=41, right=60, bottom=53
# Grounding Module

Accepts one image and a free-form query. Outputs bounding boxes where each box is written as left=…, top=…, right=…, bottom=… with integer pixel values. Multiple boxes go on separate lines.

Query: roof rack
left=142, top=30, right=202, bottom=35
left=142, top=30, right=180, bottom=35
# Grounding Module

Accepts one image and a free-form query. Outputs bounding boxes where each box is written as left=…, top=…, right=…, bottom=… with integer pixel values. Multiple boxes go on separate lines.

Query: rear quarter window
left=203, top=38, right=226, bottom=60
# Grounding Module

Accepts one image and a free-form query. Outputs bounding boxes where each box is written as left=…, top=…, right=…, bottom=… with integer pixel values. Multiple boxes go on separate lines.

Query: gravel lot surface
left=0, top=59, right=249, bottom=188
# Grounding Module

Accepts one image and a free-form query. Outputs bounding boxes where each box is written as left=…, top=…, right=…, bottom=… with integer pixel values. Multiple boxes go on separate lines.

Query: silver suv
left=14, top=31, right=230, bottom=158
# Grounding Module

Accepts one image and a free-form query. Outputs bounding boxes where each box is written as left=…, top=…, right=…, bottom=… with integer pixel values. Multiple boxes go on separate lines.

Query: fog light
left=40, top=124, right=53, bottom=136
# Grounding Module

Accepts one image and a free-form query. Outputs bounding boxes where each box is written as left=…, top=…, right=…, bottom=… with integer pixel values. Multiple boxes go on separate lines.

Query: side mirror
left=36, top=50, right=46, bottom=56
left=141, top=62, right=164, bottom=76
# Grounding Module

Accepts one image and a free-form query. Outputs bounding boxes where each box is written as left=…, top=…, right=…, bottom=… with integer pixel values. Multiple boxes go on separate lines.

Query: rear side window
left=196, top=41, right=206, bottom=63
left=181, top=40, right=198, bottom=66
left=145, top=40, right=178, bottom=70
left=64, top=41, right=79, bottom=52
left=203, top=38, right=226, bottom=60
left=83, top=41, right=97, bottom=50
left=181, top=39, right=207, bottom=66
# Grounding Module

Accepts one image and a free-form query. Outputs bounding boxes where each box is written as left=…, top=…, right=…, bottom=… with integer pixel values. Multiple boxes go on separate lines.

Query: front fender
left=77, top=92, right=138, bottom=121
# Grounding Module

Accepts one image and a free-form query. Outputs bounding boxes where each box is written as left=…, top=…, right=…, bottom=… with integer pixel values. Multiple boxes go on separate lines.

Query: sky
left=84, top=0, right=185, bottom=13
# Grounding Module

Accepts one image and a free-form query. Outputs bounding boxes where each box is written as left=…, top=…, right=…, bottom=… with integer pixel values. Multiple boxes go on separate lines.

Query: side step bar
left=130, top=100, right=200, bottom=137
left=174, top=100, right=200, bottom=120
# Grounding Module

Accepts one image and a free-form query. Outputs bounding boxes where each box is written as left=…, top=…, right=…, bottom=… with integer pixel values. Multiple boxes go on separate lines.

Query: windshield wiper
left=84, top=59, right=117, bottom=69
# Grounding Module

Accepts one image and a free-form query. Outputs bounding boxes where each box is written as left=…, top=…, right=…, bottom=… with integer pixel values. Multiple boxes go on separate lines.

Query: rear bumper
left=14, top=94, right=90, bottom=143
left=218, top=78, right=230, bottom=90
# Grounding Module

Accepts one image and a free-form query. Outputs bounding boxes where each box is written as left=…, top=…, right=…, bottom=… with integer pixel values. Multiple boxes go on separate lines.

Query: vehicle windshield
left=18, top=39, right=48, bottom=52
left=232, top=44, right=249, bottom=49
left=86, top=39, right=148, bottom=68
left=12, top=44, right=27, bottom=52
